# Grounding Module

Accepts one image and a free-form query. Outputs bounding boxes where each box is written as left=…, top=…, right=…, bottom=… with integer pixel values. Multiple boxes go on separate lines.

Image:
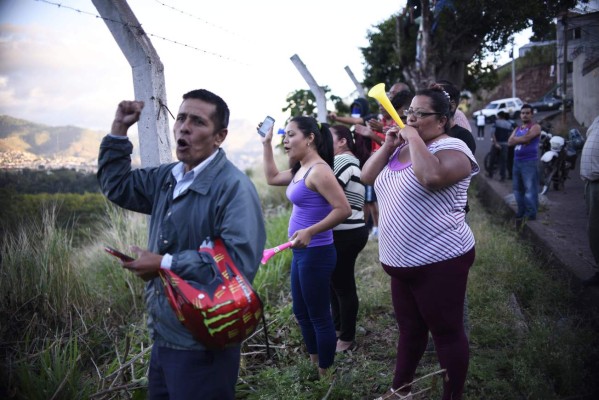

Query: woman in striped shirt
left=329, top=125, right=371, bottom=352
left=362, top=84, right=479, bottom=400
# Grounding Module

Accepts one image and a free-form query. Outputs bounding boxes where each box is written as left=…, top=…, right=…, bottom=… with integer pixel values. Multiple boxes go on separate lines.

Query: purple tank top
left=514, top=123, right=540, bottom=161
left=286, top=169, right=333, bottom=247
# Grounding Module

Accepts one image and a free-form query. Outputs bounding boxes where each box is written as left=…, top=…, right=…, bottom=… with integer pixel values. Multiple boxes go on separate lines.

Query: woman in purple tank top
left=260, top=116, right=351, bottom=378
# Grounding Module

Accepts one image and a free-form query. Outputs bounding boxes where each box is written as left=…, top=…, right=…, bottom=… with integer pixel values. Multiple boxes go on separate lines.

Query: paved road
left=468, top=115, right=597, bottom=289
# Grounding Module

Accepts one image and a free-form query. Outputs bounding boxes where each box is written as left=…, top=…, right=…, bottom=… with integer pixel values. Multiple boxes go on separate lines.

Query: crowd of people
left=97, top=82, right=598, bottom=400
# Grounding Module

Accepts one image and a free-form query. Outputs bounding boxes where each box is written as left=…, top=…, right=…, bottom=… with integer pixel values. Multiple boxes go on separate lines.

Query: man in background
left=438, top=80, right=476, bottom=155
left=581, top=115, right=599, bottom=286
left=489, top=111, right=512, bottom=181
left=508, top=104, right=541, bottom=224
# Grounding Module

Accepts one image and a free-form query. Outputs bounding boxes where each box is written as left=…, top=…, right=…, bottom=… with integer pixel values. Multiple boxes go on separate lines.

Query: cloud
left=0, top=20, right=132, bottom=130
left=1, top=0, right=402, bottom=135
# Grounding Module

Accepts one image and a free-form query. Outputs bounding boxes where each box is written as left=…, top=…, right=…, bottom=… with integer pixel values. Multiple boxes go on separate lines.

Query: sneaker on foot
left=369, top=227, right=379, bottom=241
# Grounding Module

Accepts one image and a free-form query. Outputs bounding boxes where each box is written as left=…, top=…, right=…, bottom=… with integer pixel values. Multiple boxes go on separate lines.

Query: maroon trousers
left=382, top=247, right=475, bottom=400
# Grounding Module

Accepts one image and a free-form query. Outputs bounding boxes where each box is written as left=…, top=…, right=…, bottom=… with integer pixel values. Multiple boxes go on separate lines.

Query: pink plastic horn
left=261, top=241, right=293, bottom=265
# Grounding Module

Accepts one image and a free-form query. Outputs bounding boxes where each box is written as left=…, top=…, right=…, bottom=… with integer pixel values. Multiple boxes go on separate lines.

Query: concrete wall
left=557, top=11, right=599, bottom=128
left=573, top=52, right=599, bottom=127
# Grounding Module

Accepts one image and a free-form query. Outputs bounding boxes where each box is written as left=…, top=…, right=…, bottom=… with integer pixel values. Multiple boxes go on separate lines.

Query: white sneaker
left=369, top=228, right=379, bottom=241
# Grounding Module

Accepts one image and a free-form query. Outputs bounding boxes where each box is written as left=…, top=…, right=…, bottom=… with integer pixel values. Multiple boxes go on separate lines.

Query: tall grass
left=0, top=206, right=96, bottom=398
left=0, top=203, right=149, bottom=399
left=0, top=205, right=92, bottom=338
left=1, top=172, right=598, bottom=399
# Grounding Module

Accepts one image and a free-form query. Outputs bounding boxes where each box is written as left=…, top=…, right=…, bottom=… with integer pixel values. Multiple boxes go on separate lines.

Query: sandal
left=336, top=340, right=357, bottom=353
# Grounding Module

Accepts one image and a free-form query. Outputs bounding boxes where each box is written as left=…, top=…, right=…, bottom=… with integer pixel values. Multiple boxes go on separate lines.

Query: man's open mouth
left=177, top=139, right=189, bottom=150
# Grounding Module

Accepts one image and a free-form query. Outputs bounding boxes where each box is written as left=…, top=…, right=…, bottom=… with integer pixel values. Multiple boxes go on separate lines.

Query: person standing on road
left=97, top=89, right=266, bottom=400
left=581, top=115, right=599, bottom=286
left=508, top=104, right=541, bottom=224
left=489, top=111, right=512, bottom=181
left=476, top=113, right=486, bottom=140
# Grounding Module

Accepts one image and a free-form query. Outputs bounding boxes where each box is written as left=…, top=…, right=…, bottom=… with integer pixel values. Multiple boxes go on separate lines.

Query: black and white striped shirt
left=333, top=153, right=365, bottom=231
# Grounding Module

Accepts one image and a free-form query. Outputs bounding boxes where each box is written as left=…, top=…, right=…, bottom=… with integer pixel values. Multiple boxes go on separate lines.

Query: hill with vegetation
left=469, top=45, right=560, bottom=114
left=0, top=115, right=263, bottom=171
left=0, top=115, right=106, bottom=162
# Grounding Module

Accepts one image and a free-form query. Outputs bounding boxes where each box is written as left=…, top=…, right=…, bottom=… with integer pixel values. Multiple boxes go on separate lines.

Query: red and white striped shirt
left=374, top=138, right=479, bottom=267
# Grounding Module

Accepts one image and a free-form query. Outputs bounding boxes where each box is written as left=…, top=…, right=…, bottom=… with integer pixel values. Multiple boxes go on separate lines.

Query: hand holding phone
left=104, top=246, right=135, bottom=262
left=257, top=116, right=275, bottom=137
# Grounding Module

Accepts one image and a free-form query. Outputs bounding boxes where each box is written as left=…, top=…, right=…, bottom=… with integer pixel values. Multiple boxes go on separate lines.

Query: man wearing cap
left=97, top=89, right=266, bottom=399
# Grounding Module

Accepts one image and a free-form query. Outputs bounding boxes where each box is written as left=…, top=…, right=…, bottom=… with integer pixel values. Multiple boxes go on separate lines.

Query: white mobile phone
left=258, top=116, right=275, bottom=137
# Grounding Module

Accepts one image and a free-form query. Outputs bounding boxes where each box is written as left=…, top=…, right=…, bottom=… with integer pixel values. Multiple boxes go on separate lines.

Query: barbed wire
left=151, top=0, right=238, bottom=37
left=34, top=0, right=249, bottom=66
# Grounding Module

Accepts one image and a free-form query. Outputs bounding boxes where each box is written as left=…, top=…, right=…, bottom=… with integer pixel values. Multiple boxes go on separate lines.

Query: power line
left=151, top=0, right=239, bottom=37
left=34, top=0, right=249, bottom=66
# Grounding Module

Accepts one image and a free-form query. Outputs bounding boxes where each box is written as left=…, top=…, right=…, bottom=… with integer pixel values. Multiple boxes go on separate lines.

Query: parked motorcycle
left=539, top=128, right=585, bottom=195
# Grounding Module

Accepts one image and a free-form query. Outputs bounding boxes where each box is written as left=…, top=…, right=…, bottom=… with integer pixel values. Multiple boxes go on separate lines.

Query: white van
left=472, top=97, right=523, bottom=123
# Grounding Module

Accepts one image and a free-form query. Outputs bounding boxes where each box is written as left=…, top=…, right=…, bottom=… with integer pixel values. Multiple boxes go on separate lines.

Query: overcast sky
left=0, top=0, right=523, bottom=136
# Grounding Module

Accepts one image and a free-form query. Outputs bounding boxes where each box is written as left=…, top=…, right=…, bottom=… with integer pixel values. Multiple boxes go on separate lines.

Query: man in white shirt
left=581, top=115, right=599, bottom=286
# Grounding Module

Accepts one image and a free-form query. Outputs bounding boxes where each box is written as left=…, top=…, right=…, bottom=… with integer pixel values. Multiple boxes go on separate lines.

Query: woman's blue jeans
left=512, top=159, right=539, bottom=219
left=291, top=244, right=337, bottom=369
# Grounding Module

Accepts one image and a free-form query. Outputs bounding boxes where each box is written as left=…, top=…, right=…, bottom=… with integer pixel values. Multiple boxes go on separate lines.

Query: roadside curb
left=473, top=174, right=599, bottom=306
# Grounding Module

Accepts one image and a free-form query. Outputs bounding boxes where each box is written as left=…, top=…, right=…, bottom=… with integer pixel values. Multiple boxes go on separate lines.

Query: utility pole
left=561, top=13, right=568, bottom=125
left=344, top=66, right=366, bottom=98
left=92, top=0, right=172, bottom=167
left=290, top=54, right=328, bottom=123
left=511, top=41, right=516, bottom=99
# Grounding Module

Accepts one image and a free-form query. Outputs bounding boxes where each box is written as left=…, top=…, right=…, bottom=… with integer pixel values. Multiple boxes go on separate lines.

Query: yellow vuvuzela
left=367, top=83, right=405, bottom=128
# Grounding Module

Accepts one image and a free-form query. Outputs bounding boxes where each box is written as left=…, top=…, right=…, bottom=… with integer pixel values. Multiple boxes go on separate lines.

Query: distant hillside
left=0, top=115, right=265, bottom=171
left=468, top=64, right=558, bottom=118
left=0, top=115, right=106, bottom=162
left=491, top=64, right=557, bottom=103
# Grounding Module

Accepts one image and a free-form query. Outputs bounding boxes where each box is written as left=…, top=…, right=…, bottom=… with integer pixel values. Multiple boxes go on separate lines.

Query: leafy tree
left=0, top=168, right=100, bottom=194
left=361, top=0, right=581, bottom=91
left=281, top=87, right=348, bottom=123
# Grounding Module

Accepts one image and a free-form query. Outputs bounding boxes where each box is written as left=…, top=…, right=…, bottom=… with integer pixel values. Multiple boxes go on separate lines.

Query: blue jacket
left=97, top=136, right=266, bottom=349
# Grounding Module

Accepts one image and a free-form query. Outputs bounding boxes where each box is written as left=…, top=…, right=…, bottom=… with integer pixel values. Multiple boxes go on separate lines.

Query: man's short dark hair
left=182, top=89, right=230, bottom=130
left=521, top=104, right=533, bottom=113
left=497, top=111, right=509, bottom=119
left=391, top=90, right=413, bottom=110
